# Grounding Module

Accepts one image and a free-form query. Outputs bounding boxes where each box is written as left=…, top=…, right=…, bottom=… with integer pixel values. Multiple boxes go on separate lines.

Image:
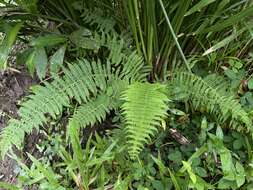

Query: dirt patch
left=0, top=68, right=35, bottom=184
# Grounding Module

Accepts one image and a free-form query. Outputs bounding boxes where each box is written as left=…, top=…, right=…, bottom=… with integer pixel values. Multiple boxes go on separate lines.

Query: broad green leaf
left=224, top=69, right=237, bottom=80
left=34, top=47, right=48, bottom=80
left=194, top=167, right=207, bottom=178
left=233, top=139, right=243, bottom=150
left=168, top=150, right=182, bottom=162
left=185, top=0, right=216, bottom=16
left=191, top=176, right=214, bottom=190
left=235, top=162, right=245, bottom=187
left=219, top=148, right=236, bottom=180
left=151, top=180, right=164, bottom=190
left=218, top=178, right=236, bottom=189
left=49, top=45, right=66, bottom=75
left=0, top=23, right=22, bottom=69
left=248, top=78, right=253, bottom=90
left=30, top=34, right=67, bottom=47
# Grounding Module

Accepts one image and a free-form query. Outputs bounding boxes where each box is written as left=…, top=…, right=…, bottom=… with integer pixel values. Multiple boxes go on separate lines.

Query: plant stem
left=158, top=0, right=192, bottom=73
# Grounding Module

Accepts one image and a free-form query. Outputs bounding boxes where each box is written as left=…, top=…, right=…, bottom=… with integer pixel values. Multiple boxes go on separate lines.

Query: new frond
left=121, top=83, right=169, bottom=159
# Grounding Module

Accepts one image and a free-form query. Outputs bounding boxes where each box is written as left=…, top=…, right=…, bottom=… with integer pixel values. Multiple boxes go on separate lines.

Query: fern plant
left=0, top=41, right=148, bottom=158
left=169, top=72, right=252, bottom=132
left=121, top=83, right=169, bottom=159
left=1, top=67, right=252, bottom=159
left=0, top=31, right=251, bottom=159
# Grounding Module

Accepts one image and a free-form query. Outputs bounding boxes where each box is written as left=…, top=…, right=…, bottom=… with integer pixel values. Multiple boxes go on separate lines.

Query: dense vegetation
left=0, top=0, right=253, bottom=189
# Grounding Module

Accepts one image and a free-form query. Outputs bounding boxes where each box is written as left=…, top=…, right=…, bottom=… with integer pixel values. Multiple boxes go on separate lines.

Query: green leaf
left=169, top=108, right=186, bottom=116
left=224, top=69, right=237, bottom=80
left=168, top=168, right=181, bottom=190
left=182, top=161, right=197, bottom=184
left=0, top=23, right=22, bottom=69
left=218, top=178, right=235, bottom=189
left=152, top=180, right=164, bottom=190
left=194, top=167, right=208, bottom=178
left=34, top=47, right=48, bottom=80
left=49, top=45, right=66, bottom=75
left=201, top=117, right=208, bottom=130
left=233, top=139, right=243, bottom=150
left=25, top=50, right=36, bottom=76
left=30, top=34, right=67, bottom=47
left=151, top=155, right=166, bottom=175
left=216, top=126, right=223, bottom=140
left=248, top=78, right=253, bottom=90
left=219, top=148, right=236, bottom=180
left=235, top=162, right=245, bottom=187
left=0, top=182, right=20, bottom=190
left=185, top=0, right=216, bottom=16
left=168, top=150, right=182, bottom=162
left=68, top=120, right=83, bottom=162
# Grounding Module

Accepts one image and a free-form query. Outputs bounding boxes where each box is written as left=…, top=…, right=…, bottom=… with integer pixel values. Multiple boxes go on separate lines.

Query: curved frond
left=121, top=83, right=168, bottom=159
left=170, top=72, right=252, bottom=132
left=69, top=94, right=115, bottom=129
left=81, top=8, right=116, bottom=33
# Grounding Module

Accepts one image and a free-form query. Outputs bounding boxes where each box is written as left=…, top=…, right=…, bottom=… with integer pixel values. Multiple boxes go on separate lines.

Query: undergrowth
left=0, top=0, right=253, bottom=189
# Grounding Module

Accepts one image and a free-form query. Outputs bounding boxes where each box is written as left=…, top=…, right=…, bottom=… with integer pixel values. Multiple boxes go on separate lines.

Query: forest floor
left=0, top=67, right=35, bottom=185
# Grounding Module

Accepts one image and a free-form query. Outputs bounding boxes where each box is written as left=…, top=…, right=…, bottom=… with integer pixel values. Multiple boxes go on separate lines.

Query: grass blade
left=185, top=0, right=217, bottom=16
left=203, top=28, right=247, bottom=56
left=200, top=4, right=253, bottom=33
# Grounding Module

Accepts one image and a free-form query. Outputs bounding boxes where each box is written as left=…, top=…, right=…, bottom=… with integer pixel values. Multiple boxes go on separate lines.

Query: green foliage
left=1, top=0, right=253, bottom=189
left=170, top=72, right=252, bottom=132
left=69, top=94, right=116, bottom=130
left=0, top=49, right=147, bottom=157
left=121, top=83, right=168, bottom=159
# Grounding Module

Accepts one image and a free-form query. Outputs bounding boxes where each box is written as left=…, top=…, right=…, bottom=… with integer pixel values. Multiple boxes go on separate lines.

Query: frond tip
left=121, top=82, right=169, bottom=159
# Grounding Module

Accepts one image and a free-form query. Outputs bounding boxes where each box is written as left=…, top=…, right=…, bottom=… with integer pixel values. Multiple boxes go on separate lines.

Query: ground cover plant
left=0, top=0, right=253, bottom=189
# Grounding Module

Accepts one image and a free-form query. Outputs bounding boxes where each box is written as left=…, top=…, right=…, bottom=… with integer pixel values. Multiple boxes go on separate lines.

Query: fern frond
left=69, top=94, right=115, bottom=129
left=121, top=83, right=168, bottom=159
left=171, top=72, right=252, bottom=132
left=0, top=47, right=148, bottom=158
left=81, top=8, right=116, bottom=33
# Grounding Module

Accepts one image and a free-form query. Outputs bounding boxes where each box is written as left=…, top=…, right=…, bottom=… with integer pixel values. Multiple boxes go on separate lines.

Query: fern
left=81, top=8, right=116, bottom=33
left=121, top=82, right=169, bottom=159
left=0, top=46, right=148, bottom=158
left=69, top=94, right=116, bottom=130
left=170, top=72, right=252, bottom=132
